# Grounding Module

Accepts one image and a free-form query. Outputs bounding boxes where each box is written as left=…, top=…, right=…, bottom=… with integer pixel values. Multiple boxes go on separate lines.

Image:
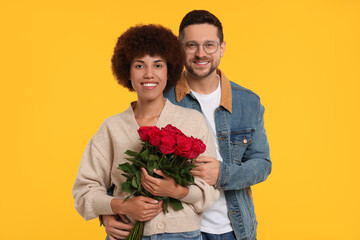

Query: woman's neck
left=133, top=97, right=166, bottom=127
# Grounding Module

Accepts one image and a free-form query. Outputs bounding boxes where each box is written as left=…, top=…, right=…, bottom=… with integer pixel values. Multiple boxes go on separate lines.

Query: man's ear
left=220, top=41, right=226, bottom=58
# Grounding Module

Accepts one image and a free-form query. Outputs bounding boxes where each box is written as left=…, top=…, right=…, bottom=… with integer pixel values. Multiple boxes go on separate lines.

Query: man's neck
left=185, top=70, right=220, bottom=95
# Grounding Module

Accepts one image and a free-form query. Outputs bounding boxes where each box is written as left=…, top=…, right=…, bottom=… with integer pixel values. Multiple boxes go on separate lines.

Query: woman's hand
left=110, top=196, right=163, bottom=222
left=140, top=168, right=189, bottom=199
left=102, top=215, right=133, bottom=240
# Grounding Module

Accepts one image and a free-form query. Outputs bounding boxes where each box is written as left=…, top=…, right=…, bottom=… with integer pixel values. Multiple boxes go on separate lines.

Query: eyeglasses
left=183, top=41, right=220, bottom=54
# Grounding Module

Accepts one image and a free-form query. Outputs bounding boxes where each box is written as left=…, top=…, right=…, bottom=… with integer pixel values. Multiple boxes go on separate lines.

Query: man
left=103, top=10, right=271, bottom=240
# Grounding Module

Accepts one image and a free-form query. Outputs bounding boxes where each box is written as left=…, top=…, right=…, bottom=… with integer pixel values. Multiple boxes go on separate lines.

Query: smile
left=141, top=82, right=159, bottom=90
left=193, top=60, right=210, bottom=66
left=142, top=83, right=158, bottom=87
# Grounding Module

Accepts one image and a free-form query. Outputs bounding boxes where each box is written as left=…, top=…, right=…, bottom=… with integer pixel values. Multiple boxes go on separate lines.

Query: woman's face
left=130, top=55, right=167, bottom=102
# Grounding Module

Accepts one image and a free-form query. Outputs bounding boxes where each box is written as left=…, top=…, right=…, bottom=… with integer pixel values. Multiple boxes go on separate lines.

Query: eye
left=186, top=42, right=197, bottom=48
left=155, top=64, right=163, bottom=68
left=134, top=64, right=144, bottom=69
left=205, top=42, right=216, bottom=48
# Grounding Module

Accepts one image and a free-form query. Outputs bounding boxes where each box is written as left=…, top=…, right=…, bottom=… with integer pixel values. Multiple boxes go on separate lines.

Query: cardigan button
left=157, top=222, right=165, bottom=230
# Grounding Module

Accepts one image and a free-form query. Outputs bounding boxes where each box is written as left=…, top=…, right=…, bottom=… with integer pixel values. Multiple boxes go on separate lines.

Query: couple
left=73, top=10, right=271, bottom=240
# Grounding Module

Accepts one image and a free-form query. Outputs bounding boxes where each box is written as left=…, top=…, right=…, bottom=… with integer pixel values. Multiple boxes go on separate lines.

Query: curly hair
left=111, top=24, right=184, bottom=93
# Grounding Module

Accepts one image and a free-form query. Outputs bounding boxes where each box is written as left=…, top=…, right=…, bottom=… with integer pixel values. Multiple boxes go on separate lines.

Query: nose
left=144, top=67, right=154, bottom=79
left=195, top=44, right=207, bottom=58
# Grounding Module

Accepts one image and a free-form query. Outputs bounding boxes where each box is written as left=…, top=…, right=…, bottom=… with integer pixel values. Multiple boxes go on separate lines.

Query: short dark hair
left=179, top=10, right=224, bottom=43
left=111, top=24, right=184, bottom=92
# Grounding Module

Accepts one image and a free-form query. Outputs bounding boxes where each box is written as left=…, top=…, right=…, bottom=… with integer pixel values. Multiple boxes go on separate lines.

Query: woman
left=72, top=24, right=219, bottom=240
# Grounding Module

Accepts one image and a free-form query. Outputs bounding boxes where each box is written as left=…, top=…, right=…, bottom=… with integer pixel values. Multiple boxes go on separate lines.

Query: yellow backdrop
left=1, top=0, right=359, bottom=239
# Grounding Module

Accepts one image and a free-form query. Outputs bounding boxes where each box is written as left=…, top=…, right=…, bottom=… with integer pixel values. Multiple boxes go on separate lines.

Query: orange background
left=1, top=0, right=359, bottom=239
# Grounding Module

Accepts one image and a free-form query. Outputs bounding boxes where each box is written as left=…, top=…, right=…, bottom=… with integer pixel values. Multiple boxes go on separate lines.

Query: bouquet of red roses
left=118, top=124, right=206, bottom=240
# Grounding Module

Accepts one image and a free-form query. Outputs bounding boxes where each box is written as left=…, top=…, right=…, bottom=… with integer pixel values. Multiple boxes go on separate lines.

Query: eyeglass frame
left=182, top=40, right=221, bottom=54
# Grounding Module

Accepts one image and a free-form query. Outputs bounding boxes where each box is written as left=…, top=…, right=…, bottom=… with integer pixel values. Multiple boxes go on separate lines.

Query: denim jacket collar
left=175, top=69, right=233, bottom=113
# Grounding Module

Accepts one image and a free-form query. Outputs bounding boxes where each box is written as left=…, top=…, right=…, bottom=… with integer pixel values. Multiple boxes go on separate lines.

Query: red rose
left=162, top=125, right=182, bottom=136
left=175, top=135, right=192, bottom=157
left=158, top=135, right=176, bottom=154
left=148, top=128, right=163, bottom=146
left=193, top=137, right=206, bottom=154
left=186, top=137, right=206, bottom=159
left=138, top=126, right=157, bottom=142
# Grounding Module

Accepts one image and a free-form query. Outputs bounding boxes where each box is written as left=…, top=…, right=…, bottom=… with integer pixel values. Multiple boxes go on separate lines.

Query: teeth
left=196, top=62, right=208, bottom=65
left=143, top=83, right=157, bottom=87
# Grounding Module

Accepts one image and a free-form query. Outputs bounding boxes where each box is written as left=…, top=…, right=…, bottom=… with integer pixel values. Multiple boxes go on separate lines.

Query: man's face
left=181, top=24, right=225, bottom=79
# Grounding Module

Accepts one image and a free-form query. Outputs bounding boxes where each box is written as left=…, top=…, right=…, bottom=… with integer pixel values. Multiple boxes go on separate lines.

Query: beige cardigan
left=72, top=100, right=219, bottom=235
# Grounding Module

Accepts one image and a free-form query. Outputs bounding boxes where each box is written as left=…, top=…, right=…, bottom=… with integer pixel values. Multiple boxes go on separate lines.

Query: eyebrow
left=133, top=59, right=165, bottom=63
left=186, top=40, right=216, bottom=43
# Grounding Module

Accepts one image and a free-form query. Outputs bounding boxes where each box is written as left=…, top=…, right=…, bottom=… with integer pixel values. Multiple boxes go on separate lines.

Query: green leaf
left=135, top=171, right=141, bottom=188
left=121, top=173, right=132, bottom=181
left=130, top=164, right=139, bottom=175
left=190, top=176, right=195, bottom=184
left=118, top=162, right=131, bottom=172
left=153, top=196, right=164, bottom=202
left=131, top=177, right=138, bottom=188
left=149, top=154, right=159, bottom=161
left=147, top=160, right=157, bottom=175
left=122, top=182, right=133, bottom=193
left=175, top=175, right=181, bottom=185
left=141, top=188, right=153, bottom=198
left=125, top=158, right=146, bottom=167
left=124, top=150, right=140, bottom=157
left=169, top=198, right=184, bottom=210
left=140, top=149, right=149, bottom=160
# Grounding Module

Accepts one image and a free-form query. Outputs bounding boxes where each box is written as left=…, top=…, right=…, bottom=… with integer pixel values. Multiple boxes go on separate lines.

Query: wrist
left=173, top=185, right=189, bottom=199
left=110, top=198, right=126, bottom=215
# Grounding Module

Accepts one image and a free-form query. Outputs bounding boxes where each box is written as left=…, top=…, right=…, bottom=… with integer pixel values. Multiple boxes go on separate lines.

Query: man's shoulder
left=229, top=81, right=260, bottom=101
left=164, top=87, right=176, bottom=100
left=227, top=81, right=263, bottom=115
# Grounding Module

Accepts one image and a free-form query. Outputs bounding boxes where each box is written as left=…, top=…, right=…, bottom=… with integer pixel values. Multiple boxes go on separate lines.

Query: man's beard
left=185, top=57, right=218, bottom=79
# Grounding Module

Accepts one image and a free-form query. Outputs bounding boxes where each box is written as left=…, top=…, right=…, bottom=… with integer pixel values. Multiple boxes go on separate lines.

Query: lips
left=141, top=82, right=158, bottom=89
left=193, top=58, right=211, bottom=67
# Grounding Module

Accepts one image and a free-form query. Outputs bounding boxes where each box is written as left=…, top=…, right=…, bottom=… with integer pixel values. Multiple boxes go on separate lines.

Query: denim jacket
left=164, top=69, right=272, bottom=240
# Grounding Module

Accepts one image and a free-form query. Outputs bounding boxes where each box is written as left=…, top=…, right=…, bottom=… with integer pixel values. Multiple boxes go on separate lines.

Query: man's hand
left=191, top=156, right=220, bottom=186
left=110, top=196, right=163, bottom=222
left=103, top=215, right=133, bottom=240
left=141, top=168, right=189, bottom=199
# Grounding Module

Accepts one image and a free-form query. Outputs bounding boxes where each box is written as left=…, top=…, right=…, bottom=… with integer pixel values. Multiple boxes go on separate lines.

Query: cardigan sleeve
left=72, top=138, right=115, bottom=220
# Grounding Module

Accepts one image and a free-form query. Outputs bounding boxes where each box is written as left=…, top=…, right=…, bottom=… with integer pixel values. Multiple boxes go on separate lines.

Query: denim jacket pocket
left=230, top=128, right=255, bottom=163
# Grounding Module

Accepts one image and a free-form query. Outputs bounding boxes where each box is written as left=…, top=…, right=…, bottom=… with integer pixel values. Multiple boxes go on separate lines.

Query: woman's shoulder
left=167, top=101, right=205, bottom=120
left=165, top=101, right=209, bottom=137
left=102, top=112, right=126, bottom=126
left=101, top=104, right=133, bottom=127
left=92, top=105, right=133, bottom=141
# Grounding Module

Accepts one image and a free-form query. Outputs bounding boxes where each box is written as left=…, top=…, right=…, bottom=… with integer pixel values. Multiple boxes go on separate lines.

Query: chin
left=138, top=94, right=163, bottom=102
left=188, top=68, right=215, bottom=79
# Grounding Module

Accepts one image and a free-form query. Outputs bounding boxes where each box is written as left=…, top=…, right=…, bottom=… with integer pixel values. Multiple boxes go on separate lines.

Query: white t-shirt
left=191, top=79, right=233, bottom=234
